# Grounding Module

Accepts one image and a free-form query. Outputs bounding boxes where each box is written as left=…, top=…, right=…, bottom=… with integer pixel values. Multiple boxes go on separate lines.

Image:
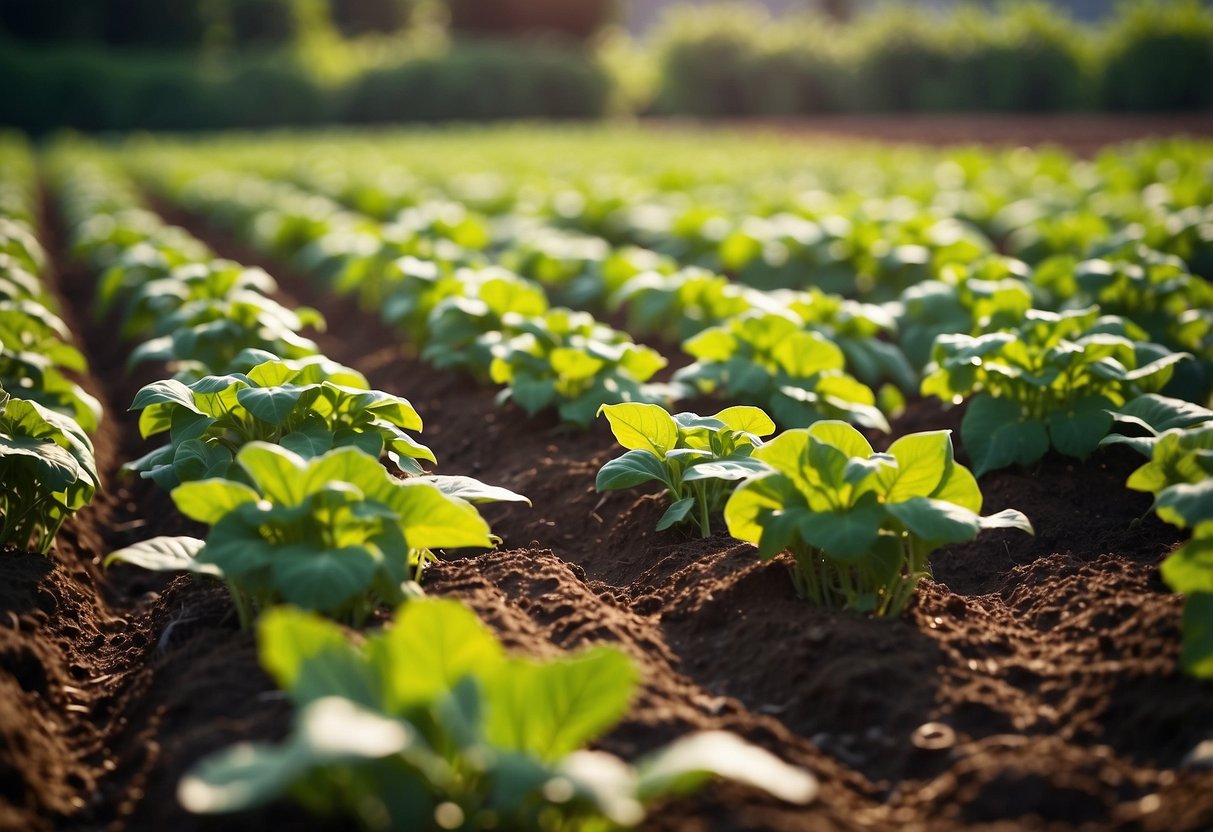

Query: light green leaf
left=637, top=731, right=817, bottom=805
left=880, top=430, right=952, bottom=502
left=104, top=535, right=216, bottom=575
left=484, top=646, right=638, bottom=762
left=710, top=406, right=775, bottom=437
left=372, top=597, right=505, bottom=711
left=599, top=402, right=679, bottom=457
left=171, top=479, right=261, bottom=525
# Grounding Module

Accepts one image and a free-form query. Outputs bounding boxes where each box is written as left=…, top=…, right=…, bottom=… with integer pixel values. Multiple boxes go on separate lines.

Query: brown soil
left=3, top=190, right=1212, bottom=832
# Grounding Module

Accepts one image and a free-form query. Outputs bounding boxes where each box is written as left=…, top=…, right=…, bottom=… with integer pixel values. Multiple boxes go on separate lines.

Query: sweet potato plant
left=179, top=597, right=818, bottom=830
left=596, top=402, right=773, bottom=536
left=725, top=421, right=1032, bottom=615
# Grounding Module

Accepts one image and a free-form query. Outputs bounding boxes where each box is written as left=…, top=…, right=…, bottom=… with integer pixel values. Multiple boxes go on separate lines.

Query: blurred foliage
left=648, top=0, right=1211, bottom=115
left=444, top=0, right=620, bottom=42
left=0, top=0, right=1209, bottom=131
left=0, top=0, right=415, bottom=46
left=0, top=38, right=609, bottom=133
left=1101, top=1, right=1213, bottom=111
left=344, top=41, right=611, bottom=121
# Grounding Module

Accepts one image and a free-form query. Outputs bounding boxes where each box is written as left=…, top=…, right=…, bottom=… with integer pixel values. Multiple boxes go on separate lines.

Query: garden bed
left=3, top=185, right=1212, bottom=832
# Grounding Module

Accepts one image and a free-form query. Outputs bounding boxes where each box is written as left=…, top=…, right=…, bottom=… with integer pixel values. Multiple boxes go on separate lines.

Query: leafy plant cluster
left=109, top=443, right=509, bottom=625
left=0, top=138, right=99, bottom=554
left=724, top=421, right=1032, bottom=615
left=1099, top=394, right=1213, bottom=678
left=50, top=151, right=325, bottom=381
left=180, top=597, right=817, bottom=831
left=44, top=152, right=529, bottom=622
left=921, top=307, right=1189, bottom=475
left=596, top=403, right=774, bottom=537
left=675, top=311, right=889, bottom=432
left=138, top=163, right=679, bottom=427
left=64, top=152, right=819, bottom=830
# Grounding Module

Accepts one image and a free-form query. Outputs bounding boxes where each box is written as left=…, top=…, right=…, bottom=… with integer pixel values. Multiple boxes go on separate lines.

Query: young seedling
left=725, top=421, right=1032, bottom=616
left=921, top=307, right=1190, bottom=475
left=0, top=387, right=98, bottom=554
left=674, top=311, right=889, bottom=432
left=596, top=402, right=774, bottom=537
left=108, top=443, right=515, bottom=625
left=1124, top=423, right=1213, bottom=677
left=178, top=597, right=818, bottom=831
left=125, top=354, right=435, bottom=489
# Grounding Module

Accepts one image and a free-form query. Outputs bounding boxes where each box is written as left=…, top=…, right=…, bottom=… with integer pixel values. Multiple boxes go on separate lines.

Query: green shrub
left=1101, top=1, right=1213, bottom=112
left=343, top=41, right=611, bottom=121
left=444, top=0, right=619, bottom=42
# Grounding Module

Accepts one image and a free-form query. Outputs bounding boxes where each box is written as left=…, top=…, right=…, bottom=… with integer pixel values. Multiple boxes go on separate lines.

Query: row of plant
left=162, top=139, right=1213, bottom=475
left=44, top=143, right=818, bottom=829
left=125, top=140, right=1052, bottom=618
left=189, top=133, right=1213, bottom=666
left=207, top=133, right=1213, bottom=290
left=131, top=164, right=689, bottom=426
left=0, top=135, right=100, bottom=554
left=104, top=133, right=1213, bottom=680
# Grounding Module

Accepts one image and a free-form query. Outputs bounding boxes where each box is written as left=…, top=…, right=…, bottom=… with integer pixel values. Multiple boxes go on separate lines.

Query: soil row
left=2, top=187, right=1211, bottom=832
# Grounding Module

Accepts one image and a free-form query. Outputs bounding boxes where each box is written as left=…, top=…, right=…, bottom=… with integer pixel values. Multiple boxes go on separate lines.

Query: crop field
left=3, top=126, right=1213, bottom=831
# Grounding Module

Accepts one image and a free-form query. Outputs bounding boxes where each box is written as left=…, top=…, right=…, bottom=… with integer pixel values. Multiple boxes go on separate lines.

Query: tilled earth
left=2, top=180, right=1212, bottom=832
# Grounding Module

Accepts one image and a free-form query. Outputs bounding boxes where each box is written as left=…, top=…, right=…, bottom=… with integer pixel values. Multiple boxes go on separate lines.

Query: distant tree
left=227, top=0, right=299, bottom=45
left=99, top=0, right=215, bottom=47
left=816, top=0, right=855, bottom=23
left=329, top=0, right=412, bottom=35
left=0, top=0, right=104, bottom=41
left=444, top=0, right=621, bottom=42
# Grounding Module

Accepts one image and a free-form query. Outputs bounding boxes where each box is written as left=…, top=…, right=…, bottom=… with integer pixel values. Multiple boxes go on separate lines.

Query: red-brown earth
left=2, top=164, right=1213, bottom=832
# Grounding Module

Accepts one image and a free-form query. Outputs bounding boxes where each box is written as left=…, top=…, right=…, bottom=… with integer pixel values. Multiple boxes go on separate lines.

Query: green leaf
left=805, top=420, right=873, bottom=460
left=656, top=497, right=695, bottom=531
left=599, top=402, right=678, bottom=457
left=724, top=472, right=801, bottom=547
left=797, top=493, right=885, bottom=560
left=1047, top=395, right=1114, bottom=459
left=237, top=386, right=309, bottom=427
left=636, top=731, right=817, bottom=805
left=271, top=544, right=381, bottom=613
left=171, top=479, right=261, bottom=525
left=962, top=395, right=1049, bottom=476
left=1155, top=480, right=1213, bottom=528
left=879, top=430, right=953, bottom=502
left=171, top=439, right=234, bottom=484
left=710, top=406, right=775, bottom=437
left=1112, top=394, right=1213, bottom=436
left=595, top=450, right=670, bottom=492
left=371, top=597, right=505, bottom=712
left=1161, top=528, right=1213, bottom=595
left=104, top=536, right=216, bottom=575
left=235, top=442, right=308, bottom=505
left=886, top=497, right=980, bottom=544
left=977, top=508, right=1034, bottom=535
left=681, top=456, right=770, bottom=483
left=424, top=475, right=530, bottom=505
left=280, top=420, right=335, bottom=458
left=257, top=606, right=355, bottom=692
left=1183, top=593, right=1213, bottom=678
left=484, top=646, right=638, bottom=762
left=392, top=480, right=493, bottom=550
